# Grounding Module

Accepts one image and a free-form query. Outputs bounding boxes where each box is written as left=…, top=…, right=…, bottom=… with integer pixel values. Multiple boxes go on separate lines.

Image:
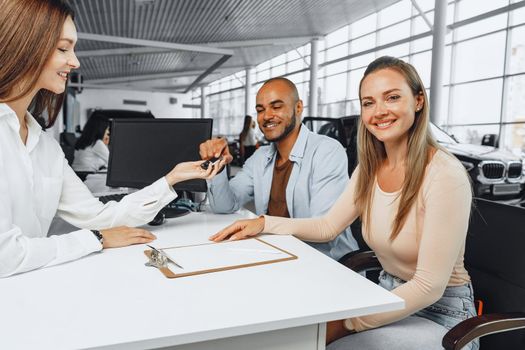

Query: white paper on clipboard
left=145, top=238, right=297, bottom=278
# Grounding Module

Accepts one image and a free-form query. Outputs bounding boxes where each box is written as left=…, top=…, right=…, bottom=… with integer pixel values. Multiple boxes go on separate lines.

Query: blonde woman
left=210, top=56, right=478, bottom=350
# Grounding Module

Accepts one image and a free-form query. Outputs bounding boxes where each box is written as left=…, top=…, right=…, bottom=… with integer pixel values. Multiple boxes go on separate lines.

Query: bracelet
left=90, top=230, right=104, bottom=246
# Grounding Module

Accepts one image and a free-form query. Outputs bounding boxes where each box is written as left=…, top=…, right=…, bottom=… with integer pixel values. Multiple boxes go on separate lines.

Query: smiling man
left=199, top=77, right=357, bottom=260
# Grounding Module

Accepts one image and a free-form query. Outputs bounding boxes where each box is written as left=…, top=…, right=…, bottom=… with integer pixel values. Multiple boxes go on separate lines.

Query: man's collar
left=289, top=124, right=308, bottom=160
left=263, top=124, right=310, bottom=165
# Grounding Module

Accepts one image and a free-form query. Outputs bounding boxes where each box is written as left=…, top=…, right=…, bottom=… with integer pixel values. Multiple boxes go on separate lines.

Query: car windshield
left=430, top=123, right=457, bottom=144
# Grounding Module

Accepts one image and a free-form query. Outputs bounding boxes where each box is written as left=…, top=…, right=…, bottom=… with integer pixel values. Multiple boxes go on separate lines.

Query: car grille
left=508, top=162, right=523, bottom=179
left=480, top=162, right=505, bottom=180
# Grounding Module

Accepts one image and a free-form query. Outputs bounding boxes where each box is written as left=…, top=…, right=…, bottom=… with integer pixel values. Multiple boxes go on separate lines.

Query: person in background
left=72, top=111, right=110, bottom=172
left=200, top=77, right=358, bottom=261
left=0, top=0, right=223, bottom=277
left=210, top=57, right=479, bottom=350
left=239, top=115, right=257, bottom=164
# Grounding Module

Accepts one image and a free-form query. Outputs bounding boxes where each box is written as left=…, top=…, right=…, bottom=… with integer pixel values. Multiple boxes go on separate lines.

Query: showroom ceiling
left=70, top=0, right=399, bottom=92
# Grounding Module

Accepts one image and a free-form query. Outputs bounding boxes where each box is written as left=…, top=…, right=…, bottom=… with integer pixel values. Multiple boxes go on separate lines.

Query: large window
left=445, top=0, right=525, bottom=153
left=201, top=0, right=525, bottom=156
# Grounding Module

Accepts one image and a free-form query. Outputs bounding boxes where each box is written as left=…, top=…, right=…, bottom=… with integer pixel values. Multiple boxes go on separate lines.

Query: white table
left=0, top=210, right=404, bottom=350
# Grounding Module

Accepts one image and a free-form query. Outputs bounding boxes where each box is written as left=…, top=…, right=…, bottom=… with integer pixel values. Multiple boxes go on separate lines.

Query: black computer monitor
left=107, top=118, right=212, bottom=192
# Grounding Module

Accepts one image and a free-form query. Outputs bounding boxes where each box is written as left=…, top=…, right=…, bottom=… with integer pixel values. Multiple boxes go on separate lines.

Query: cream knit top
left=264, top=150, right=472, bottom=331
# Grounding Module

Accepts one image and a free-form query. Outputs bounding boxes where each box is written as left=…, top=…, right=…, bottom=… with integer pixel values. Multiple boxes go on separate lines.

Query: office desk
left=0, top=210, right=404, bottom=350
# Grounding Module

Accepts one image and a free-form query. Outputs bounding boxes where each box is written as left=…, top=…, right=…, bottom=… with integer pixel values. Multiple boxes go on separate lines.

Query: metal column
left=429, top=0, right=447, bottom=124
left=245, top=67, right=253, bottom=116
left=308, top=38, right=320, bottom=117
left=200, top=86, right=206, bottom=119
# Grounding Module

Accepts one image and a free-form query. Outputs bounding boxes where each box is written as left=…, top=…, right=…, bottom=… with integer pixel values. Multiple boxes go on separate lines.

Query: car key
left=201, top=145, right=227, bottom=170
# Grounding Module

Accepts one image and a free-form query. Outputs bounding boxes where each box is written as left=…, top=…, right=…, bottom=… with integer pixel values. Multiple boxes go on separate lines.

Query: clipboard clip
left=145, top=245, right=184, bottom=269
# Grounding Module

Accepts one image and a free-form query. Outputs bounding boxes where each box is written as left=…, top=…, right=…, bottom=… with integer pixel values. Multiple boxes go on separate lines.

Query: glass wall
left=198, top=0, right=525, bottom=155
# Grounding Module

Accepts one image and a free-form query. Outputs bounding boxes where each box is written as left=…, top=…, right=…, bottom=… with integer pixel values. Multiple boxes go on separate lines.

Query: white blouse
left=72, top=139, right=109, bottom=172
left=0, top=103, right=177, bottom=277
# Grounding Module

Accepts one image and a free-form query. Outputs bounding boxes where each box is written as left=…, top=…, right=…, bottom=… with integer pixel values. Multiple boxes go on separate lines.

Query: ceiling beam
left=76, top=47, right=167, bottom=58
left=84, top=65, right=240, bottom=85
left=86, top=70, right=206, bottom=84
left=77, top=32, right=235, bottom=56
left=75, top=36, right=314, bottom=58
left=68, top=82, right=184, bottom=93
left=185, top=55, right=232, bottom=93
left=203, top=36, right=314, bottom=48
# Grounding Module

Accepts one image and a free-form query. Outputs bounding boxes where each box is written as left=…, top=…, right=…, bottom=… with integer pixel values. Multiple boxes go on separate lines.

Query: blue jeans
left=379, top=270, right=480, bottom=350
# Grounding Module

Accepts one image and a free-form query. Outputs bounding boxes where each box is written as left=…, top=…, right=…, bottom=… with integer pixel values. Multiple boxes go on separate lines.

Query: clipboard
left=144, top=238, right=297, bottom=278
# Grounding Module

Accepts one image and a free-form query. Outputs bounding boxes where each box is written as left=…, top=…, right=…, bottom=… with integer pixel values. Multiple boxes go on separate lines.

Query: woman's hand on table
left=101, top=226, right=156, bottom=248
left=209, top=217, right=265, bottom=242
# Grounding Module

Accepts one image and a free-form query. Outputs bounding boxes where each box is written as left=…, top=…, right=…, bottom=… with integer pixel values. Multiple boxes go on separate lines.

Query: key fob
left=200, top=156, right=222, bottom=170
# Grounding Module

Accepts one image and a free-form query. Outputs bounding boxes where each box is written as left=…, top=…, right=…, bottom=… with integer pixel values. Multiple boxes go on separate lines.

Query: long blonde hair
left=354, top=56, right=444, bottom=240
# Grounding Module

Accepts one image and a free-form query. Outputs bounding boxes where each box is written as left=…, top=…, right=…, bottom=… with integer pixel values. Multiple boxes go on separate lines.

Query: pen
left=227, top=248, right=282, bottom=255
left=147, top=245, right=184, bottom=269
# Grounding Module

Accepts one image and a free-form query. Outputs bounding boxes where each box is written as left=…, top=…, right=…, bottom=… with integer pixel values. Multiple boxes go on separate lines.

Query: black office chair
left=59, top=132, right=77, bottom=165
left=303, top=116, right=360, bottom=177
left=318, top=121, right=340, bottom=140
left=339, top=198, right=525, bottom=349
left=342, top=116, right=359, bottom=176
left=60, top=132, right=101, bottom=181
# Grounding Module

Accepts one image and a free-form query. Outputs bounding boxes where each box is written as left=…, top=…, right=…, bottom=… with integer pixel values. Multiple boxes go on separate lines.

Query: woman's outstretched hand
left=165, top=159, right=226, bottom=186
left=209, top=217, right=265, bottom=242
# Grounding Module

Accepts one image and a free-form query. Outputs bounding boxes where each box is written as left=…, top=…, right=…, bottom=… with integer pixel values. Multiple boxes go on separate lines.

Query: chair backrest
left=302, top=117, right=347, bottom=148
left=302, top=116, right=361, bottom=177
left=60, top=132, right=77, bottom=147
left=465, top=198, right=525, bottom=349
left=341, top=115, right=359, bottom=175
left=59, top=132, right=77, bottom=165
left=317, top=122, right=340, bottom=141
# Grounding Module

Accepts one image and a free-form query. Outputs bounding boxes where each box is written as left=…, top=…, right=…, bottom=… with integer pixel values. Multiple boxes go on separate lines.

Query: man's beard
left=263, top=110, right=297, bottom=143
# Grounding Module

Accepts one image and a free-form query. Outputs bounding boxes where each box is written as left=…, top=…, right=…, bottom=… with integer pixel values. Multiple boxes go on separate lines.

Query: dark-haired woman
left=239, top=115, right=257, bottom=163
left=72, top=112, right=110, bottom=172
left=210, top=56, right=478, bottom=350
left=0, top=0, right=223, bottom=277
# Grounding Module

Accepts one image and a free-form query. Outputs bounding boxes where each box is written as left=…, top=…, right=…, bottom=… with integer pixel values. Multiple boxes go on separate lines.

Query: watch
left=91, top=230, right=104, bottom=246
